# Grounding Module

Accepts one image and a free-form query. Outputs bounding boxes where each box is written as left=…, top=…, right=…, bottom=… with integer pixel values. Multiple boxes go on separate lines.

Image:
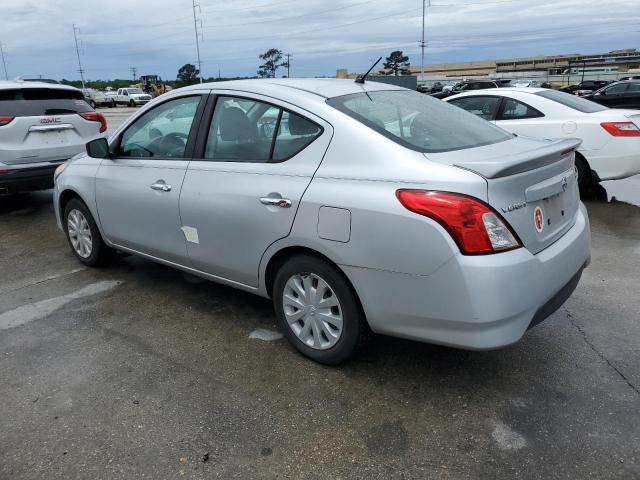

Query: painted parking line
left=0, top=280, right=120, bottom=330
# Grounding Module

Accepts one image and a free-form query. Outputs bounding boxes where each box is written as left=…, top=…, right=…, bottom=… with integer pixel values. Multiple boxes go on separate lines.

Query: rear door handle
left=150, top=180, right=171, bottom=192
left=260, top=196, right=292, bottom=208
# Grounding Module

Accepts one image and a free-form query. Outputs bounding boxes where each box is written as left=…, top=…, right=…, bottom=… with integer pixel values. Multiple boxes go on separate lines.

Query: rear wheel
left=273, top=255, right=364, bottom=365
left=575, top=154, right=593, bottom=193
left=64, top=198, right=115, bottom=267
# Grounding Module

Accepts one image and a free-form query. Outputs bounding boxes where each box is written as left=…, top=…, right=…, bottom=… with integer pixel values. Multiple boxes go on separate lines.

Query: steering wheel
left=152, top=132, right=189, bottom=157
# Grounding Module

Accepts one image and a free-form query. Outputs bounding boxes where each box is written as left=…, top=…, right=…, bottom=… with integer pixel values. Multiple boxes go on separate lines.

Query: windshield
left=127, top=88, right=143, bottom=95
left=536, top=89, right=606, bottom=113
left=326, top=90, right=512, bottom=153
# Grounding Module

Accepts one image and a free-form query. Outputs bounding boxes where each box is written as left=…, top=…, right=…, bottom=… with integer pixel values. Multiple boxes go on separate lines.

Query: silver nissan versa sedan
left=53, top=78, right=591, bottom=364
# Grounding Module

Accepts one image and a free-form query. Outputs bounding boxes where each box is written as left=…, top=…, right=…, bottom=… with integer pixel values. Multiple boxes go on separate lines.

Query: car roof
left=0, top=80, right=80, bottom=92
left=179, top=78, right=405, bottom=99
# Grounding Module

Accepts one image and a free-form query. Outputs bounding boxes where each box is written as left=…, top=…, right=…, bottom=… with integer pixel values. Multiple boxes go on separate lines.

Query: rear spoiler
left=453, top=138, right=582, bottom=179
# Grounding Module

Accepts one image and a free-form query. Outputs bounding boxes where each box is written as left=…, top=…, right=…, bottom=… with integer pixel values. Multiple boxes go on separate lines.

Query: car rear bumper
left=585, top=141, right=640, bottom=181
left=0, top=161, right=65, bottom=194
left=342, top=203, right=591, bottom=350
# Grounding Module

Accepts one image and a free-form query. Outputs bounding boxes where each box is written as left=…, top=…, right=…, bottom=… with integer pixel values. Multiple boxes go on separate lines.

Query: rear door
left=95, top=93, right=206, bottom=264
left=179, top=93, right=332, bottom=287
left=621, top=82, right=640, bottom=109
left=0, top=87, right=100, bottom=164
left=494, top=96, right=546, bottom=136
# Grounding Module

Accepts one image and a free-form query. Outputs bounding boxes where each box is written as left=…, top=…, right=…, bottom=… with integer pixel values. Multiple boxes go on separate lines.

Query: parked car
left=0, top=81, right=106, bottom=195
left=445, top=87, right=640, bottom=190
left=581, top=81, right=640, bottom=110
left=53, top=79, right=590, bottom=364
left=430, top=79, right=509, bottom=99
left=82, top=89, right=114, bottom=108
left=559, top=80, right=610, bottom=95
left=113, top=87, right=152, bottom=107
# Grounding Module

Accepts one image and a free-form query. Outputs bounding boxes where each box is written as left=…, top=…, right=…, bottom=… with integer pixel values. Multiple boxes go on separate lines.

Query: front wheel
left=129, top=100, right=135, bottom=107
left=64, top=198, right=115, bottom=267
left=273, top=255, right=364, bottom=365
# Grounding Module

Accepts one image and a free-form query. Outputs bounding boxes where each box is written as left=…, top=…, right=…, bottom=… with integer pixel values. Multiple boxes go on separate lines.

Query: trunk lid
left=427, top=137, right=582, bottom=255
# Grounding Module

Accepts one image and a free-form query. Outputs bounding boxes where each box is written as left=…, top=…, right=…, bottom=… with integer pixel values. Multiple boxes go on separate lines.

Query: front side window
left=499, top=98, right=544, bottom=120
left=204, top=96, right=322, bottom=162
left=604, top=83, right=629, bottom=94
left=118, top=95, right=201, bottom=158
left=449, top=96, right=501, bottom=120
left=327, top=90, right=512, bottom=153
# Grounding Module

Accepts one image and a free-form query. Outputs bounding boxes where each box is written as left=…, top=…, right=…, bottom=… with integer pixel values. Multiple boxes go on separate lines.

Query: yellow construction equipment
left=136, top=75, right=169, bottom=97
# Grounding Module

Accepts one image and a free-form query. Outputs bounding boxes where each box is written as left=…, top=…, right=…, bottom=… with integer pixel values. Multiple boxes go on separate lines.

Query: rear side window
left=499, top=98, right=544, bottom=120
left=327, top=90, right=511, bottom=153
left=627, top=83, right=640, bottom=92
left=204, top=96, right=322, bottom=163
left=535, top=89, right=606, bottom=113
left=449, top=96, right=501, bottom=120
left=0, top=88, right=91, bottom=116
left=604, top=83, right=629, bottom=94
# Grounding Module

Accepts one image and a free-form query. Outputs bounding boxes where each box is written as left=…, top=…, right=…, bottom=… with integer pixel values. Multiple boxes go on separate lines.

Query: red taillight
left=600, top=122, right=640, bottom=137
left=79, top=111, right=107, bottom=133
left=0, top=116, right=14, bottom=126
left=396, top=190, right=522, bottom=255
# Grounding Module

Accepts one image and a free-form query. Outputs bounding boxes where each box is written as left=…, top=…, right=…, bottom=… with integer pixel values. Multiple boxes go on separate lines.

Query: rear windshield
left=535, top=89, right=607, bottom=113
left=0, top=88, right=91, bottom=117
left=326, top=90, right=511, bottom=153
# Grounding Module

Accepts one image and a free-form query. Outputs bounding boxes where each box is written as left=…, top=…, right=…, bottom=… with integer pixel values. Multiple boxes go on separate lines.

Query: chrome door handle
left=150, top=180, right=171, bottom=192
left=260, top=196, right=292, bottom=208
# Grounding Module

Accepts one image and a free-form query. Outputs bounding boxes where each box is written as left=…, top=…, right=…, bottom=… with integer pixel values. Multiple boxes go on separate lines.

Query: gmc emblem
left=40, top=117, right=61, bottom=124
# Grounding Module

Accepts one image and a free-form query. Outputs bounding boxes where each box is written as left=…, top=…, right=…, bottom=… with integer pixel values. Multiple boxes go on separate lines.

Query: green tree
left=383, top=51, right=411, bottom=76
left=257, top=48, right=284, bottom=78
left=176, top=63, right=199, bottom=86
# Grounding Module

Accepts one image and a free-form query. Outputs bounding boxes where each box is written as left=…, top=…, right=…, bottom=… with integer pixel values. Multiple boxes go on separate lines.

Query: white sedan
left=445, top=87, right=640, bottom=189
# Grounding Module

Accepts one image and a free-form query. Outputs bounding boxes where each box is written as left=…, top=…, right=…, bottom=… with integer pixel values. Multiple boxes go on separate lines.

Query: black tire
left=129, top=100, right=135, bottom=107
left=89, top=100, right=96, bottom=109
left=273, top=255, right=364, bottom=365
left=63, top=198, right=115, bottom=267
left=575, top=154, right=592, bottom=193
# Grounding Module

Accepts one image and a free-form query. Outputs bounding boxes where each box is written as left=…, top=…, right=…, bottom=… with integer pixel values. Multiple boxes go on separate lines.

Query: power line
left=72, top=24, right=85, bottom=89
left=0, top=42, right=8, bottom=80
left=192, top=0, right=203, bottom=83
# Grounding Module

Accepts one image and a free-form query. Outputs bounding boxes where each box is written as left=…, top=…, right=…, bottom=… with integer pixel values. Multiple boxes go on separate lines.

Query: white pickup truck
left=113, top=88, right=152, bottom=107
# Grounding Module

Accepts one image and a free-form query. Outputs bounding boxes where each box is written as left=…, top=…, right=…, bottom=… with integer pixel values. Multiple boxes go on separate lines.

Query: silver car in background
left=0, top=81, right=106, bottom=195
left=53, top=79, right=591, bottom=364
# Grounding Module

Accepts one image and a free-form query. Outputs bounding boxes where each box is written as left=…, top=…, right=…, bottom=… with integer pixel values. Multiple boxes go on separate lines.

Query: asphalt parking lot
left=1, top=108, right=639, bottom=479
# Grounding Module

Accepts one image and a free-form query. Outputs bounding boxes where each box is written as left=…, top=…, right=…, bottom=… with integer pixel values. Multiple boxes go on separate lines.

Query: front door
left=179, top=93, right=332, bottom=287
left=95, top=93, right=205, bottom=264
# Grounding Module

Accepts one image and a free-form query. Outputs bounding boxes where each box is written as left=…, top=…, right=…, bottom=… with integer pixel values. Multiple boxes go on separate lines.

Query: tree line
left=59, top=49, right=412, bottom=90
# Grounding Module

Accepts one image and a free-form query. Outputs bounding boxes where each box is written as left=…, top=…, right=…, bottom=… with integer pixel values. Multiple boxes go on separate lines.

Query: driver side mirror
left=86, top=137, right=110, bottom=159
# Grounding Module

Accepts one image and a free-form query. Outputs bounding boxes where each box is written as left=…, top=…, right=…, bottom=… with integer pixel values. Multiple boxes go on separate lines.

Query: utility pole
left=192, top=0, right=203, bottom=83
left=131, top=66, right=137, bottom=82
left=420, top=0, right=430, bottom=87
left=0, top=42, right=8, bottom=80
left=72, top=24, right=85, bottom=89
left=285, top=53, right=292, bottom=78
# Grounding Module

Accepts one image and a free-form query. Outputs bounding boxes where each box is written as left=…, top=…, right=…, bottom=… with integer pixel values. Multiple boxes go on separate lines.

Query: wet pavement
left=1, top=179, right=639, bottom=478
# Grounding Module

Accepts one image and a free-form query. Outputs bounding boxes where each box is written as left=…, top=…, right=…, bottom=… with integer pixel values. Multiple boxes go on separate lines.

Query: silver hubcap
left=67, top=209, right=93, bottom=258
left=283, top=273, right=343, bottom=350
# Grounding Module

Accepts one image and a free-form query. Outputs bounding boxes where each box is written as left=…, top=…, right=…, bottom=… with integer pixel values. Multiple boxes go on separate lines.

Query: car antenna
left=355, top=57, right=382, bottom=84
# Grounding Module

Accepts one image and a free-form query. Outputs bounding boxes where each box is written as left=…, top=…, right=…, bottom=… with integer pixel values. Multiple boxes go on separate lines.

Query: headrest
left=288, top=113, right=319, bottom=136
left=219, top=107, right=256, bottom=141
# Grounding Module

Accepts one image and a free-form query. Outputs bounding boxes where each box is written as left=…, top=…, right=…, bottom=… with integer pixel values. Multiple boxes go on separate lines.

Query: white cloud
left=1, top=0, right=638, bottom=80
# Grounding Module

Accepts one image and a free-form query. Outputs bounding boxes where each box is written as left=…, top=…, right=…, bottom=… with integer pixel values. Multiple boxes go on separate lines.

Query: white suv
left=0, top=81, right=106, bottom=195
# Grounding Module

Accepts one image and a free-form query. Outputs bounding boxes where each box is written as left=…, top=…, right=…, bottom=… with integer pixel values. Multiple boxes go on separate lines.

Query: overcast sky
left=1, top=0, right=639, bottom=81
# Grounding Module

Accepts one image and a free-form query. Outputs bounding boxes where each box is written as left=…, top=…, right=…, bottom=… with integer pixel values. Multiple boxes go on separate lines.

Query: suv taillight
left=0, top=116, right=14, bottom=126
left=396, top=190, right=522, bottom=255
left=79, top=112, right=107, bottom=133
left=600, top=122, right=640, bottom=137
